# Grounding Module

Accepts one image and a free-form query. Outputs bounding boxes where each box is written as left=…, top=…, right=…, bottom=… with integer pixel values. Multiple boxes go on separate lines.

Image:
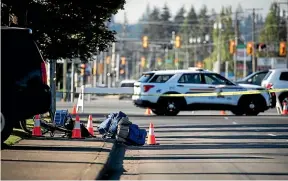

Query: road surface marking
left=232, top=121, right=238, bottom=124
left=224, top=117, right=229, bottom=120
left=268, top=134, right=277, bottom=136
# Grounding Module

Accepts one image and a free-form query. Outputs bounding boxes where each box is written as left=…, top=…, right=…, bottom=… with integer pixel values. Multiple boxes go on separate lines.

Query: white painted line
left=224, top=117, right=229, bottom=120
left=268, top=134, right=277, bottom=136
left=232, top=122, right=238, bottom=125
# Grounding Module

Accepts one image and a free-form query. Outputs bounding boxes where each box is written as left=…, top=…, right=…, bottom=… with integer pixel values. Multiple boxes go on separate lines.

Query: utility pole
left=246, top=8, right=263, bottom=73
left=234, top=12, right=239, bottom=81
left=274, top=0, right=288, bottom=68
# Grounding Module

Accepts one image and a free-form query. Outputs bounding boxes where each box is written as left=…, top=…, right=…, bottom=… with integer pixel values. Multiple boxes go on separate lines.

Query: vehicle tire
left=1, top=112, right=14, bottom=144
left=157, top=96, right=185, bottom=116
left=20, top=109, right=54, bottom=135
left=238, top=95, right=263, bottom=116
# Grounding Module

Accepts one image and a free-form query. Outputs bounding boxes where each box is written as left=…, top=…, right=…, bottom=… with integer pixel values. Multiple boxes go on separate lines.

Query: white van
left=119, top=80, right=136, bottom=100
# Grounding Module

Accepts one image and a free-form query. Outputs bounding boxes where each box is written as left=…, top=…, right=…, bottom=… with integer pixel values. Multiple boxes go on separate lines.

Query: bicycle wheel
left=20, top=109, right=55, bottom=135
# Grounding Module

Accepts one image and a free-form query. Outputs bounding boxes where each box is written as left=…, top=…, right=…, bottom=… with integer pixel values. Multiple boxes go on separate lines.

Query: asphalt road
left=57, top=97, right=280, bottom=116
left=106, top=115, right=288, bottom=180
left=2, top=98, right=287, bottom=180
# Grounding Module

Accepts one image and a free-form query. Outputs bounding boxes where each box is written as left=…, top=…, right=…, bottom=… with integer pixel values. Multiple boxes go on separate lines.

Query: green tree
left=259, top=3, right=278, bottom=44
left=148, top=7, right=162, bottom=40
left=173, top=6, right=186, bottom=34
left=204, top=6, right=235, bottom=72
left=160, top=3, right=172, bottom=40
left=1, top=0, right=126, bottom=61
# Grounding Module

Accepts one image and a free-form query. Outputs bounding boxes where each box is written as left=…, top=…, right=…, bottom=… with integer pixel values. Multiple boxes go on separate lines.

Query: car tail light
left=143, top=85, right=154, bottom=92
left=41, top=61, right=47, bottom=84
left=266, top=83, right=273, bottom=89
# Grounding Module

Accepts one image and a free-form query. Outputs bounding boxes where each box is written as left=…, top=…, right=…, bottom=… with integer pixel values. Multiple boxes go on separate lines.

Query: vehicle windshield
left=205, top=73, right=235, bottom=86
left=138, top=73, right=154, bottom=83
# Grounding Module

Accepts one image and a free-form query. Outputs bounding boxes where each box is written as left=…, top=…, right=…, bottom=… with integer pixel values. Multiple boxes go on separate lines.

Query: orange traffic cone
left=71, top=105, right=77, bottom=115
left=72, top=115, right=82, bottom=138
left=147, top=123, right=157, bottom=145
left=86, top=115, right=94, bottom=136
left=145, top=108, right=152, bottom=115
left=282, top=102, right=288, bottom=116
left=32, top=114, right=42, bottom=136
left=220, top=110, right=226, bottom=115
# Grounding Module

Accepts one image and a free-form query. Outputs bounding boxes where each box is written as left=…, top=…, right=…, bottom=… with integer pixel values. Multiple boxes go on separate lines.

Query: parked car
left=132, top=68, right=271, bottom=116
left=261, top=68, right=288, bottom=112
left=119, top=80, right=136, bottom=100
left=1, top=27, right=51, bottom=144
left=236, top=70, right=268, bottom=86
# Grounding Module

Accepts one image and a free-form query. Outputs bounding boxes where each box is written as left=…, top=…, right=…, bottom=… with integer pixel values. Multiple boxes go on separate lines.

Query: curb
left=95, top=141, right=126, bottom=180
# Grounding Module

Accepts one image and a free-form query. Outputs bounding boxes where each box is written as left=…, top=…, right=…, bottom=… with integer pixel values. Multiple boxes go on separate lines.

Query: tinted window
left=138, top=73, right=154, bottom=83
left=204, top=73, right=235, bottom=85
left=120, top=83, right=135, bottom=87
left=149, top=74, right=174, bottom=83
left=178, top=74, right=202, bottom=84
left=251, top=72, right=267, bottom=85
left=279, top=72, right=288, bottom=81
left=263, top=71, right=272, bottom=80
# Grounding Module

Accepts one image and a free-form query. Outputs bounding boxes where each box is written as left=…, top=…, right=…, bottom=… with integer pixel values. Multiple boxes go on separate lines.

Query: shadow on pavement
left=124, top=155, right=271, bottom=160
left=4, top=145, right=111, bottom=152
left=155, top=129, right=288, bottom=133
left=150, top=124, right=288, bottom=129
left=127, top=143, right=288, bottom=150
left=99, top=143, right=126, bottom=180
left=155, top=135, right=288, bottom=139
left=1, top=159, right=105, bottom=165
left=136, top=172, right=288, bottom=176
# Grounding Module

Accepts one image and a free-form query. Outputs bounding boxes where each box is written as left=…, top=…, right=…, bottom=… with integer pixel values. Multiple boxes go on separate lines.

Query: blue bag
left=97, top=117, right=112, bottom=134
left=126, top=124, right=147, bottom=146
left=108, top=111, right=128, bottom=135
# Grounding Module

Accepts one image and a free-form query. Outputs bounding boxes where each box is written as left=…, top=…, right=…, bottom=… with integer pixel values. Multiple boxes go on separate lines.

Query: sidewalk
left=1, top=138, right=114, bottom=180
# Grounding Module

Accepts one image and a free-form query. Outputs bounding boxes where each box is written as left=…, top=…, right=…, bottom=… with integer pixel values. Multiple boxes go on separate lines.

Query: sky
left=114, top=0, right=279, bottom=24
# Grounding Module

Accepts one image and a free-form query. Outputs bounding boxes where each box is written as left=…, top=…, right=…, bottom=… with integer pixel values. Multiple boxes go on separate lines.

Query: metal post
left=252, top=8, right=256, bottom=72
left=70, top=60, right=75, bottom=103
left=175, top=50, right=179, bottom=69
left=93, top=57, right=97, bottom=87
left=217, top=28, right=222, bottom=74
left=111, top=42, right=116, bottom=87
left=63, top=58, right=67, bottom=101
left=225, top=61, right=229, bottom=78
left=243, top=43, right=247, bottom=78
left=234, top=12, right=239, bottom=81
left=49, top=60, right=56, bottom=114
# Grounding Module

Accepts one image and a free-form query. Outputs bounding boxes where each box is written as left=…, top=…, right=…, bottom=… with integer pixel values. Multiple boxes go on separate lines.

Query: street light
left=214, top=22, right=223, bottom=74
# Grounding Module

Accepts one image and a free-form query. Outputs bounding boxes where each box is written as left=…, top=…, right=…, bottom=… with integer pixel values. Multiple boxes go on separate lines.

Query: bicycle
left=20, top=109, right=73, bottom=137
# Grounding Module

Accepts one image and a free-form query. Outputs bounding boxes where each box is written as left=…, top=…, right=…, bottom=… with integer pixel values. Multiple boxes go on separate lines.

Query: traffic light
left=142, top=36, right=148, bottom=48
left=246, top=42, right=253, bottom=55
left=175, top=36, right=181, bottom=48
left=141, top=57, right=146, bottom=67
left=279, top=41, right=286, bottom=56
left=80, top=63, right=86, bottom=75
left=229, top=40, right=236, bottom=54
left=121, top=57, right=126, bottom=65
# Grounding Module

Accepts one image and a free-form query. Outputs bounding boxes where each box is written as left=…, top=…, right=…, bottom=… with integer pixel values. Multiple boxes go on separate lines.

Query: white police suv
left=132, top=68, right=272, bottom=116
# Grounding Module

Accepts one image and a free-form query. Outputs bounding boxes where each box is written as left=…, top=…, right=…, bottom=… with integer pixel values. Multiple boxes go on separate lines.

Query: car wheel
left=1, top=112, right=14, bottom=144
left=158, top=97, right=181, bottom=116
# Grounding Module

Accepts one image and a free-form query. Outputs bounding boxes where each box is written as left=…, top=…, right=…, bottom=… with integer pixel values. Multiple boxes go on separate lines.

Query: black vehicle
left=1, top=27, right=51, bottom=143
left=236, top=70, right=269, bottom=86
